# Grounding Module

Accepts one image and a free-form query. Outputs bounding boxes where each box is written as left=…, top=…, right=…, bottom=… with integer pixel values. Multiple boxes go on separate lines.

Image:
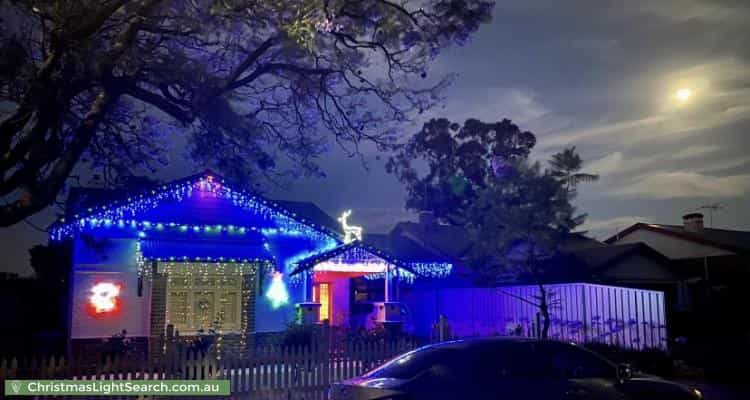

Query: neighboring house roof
left=272, top=200, right=342, bottom=235
left=571, top=242, right=672, bottom=271
left=390, top=222, right=474, bottom=259
left=363, top=233, right=448, bottom=263
left=561, top=233, right=608, bottom=251
left=605, top=223, right=750, bottom=254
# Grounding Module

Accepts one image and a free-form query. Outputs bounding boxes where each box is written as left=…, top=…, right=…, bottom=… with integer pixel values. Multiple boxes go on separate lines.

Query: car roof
left=415, top=337, right=542, bottom=352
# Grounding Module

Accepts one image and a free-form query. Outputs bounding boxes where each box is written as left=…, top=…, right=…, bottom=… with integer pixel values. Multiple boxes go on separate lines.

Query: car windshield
left=362, top=345, right=453, bottom=380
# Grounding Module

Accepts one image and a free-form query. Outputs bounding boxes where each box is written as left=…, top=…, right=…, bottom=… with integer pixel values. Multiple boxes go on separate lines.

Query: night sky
left=2, top=1, right=750, bottom=276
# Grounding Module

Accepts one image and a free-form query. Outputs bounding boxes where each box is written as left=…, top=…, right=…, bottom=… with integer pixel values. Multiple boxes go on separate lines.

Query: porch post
left=303, top=271, right=309, bottom=302
left=384, top=264, right=390, bottom=302
left=395, top=266, right=400, bottom=301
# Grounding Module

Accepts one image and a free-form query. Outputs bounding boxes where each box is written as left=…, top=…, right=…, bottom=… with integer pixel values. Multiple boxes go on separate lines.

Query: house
left=52, top=171, right=453, bottom=357
left=605, top=213, right=750, bottom=343
left=390, top=214, right=682, bottom=293
left=605, top=212, right=750, bottom=272
left=604, top=212, right=750, bottom=306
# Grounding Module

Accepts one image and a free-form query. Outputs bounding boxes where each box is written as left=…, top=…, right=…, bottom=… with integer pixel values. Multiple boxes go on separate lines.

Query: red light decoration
left=89, top=282, right=121, bottom=314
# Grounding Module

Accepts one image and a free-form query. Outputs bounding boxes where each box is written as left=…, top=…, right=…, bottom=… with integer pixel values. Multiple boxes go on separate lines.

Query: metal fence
left=407, top=283, right=668, bottom=350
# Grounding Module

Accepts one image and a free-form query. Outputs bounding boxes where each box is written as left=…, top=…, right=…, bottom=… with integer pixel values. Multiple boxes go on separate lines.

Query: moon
left=675, top=88, right=693, bottom=103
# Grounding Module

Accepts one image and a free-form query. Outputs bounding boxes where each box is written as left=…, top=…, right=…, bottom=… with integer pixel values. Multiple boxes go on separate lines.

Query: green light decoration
left=265, top=271, right=290, bottom=309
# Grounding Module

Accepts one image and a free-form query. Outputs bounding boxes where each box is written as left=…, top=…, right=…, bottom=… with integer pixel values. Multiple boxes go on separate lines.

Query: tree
left=386, top=117, right=536, bottom=224
left=548, top=146, right=599, bottom=196
left=466, top=161, right=583, bottom=338
left=0, top=0, right=494, bottom=226
left=389, top=117, right=596, bottom=338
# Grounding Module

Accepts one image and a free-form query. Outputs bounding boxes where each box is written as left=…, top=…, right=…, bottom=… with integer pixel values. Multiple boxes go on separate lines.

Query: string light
left=337, top=209, right=363, bottom=243
left=163, top=261, right=262, bottom=339
left=50, top=172, right=342, bottom=244
left=290, top=242, right=453, bottom=284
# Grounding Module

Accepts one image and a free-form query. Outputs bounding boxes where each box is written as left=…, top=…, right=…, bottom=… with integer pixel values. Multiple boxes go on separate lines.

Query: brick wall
left=149, top=271, right=167, bottom=361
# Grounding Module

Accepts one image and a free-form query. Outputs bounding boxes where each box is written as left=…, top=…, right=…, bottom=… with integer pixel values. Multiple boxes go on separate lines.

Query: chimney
left=418, top=210, right=436, bottom=227
left=682, top=212, right=704, bottom=232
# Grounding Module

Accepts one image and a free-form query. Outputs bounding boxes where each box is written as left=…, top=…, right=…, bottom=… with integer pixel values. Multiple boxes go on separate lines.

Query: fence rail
left=0, top=340, right=416, bottom=399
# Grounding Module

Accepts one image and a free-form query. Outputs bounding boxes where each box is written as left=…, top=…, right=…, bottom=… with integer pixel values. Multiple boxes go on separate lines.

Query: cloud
left=586, top=145, right=722, bottom=179
left=437, top=87, right=551, bottom=127
left=581, top=216, right=653, bottom=239
left=540, top=115, right=668, bottom=150
left=611, top=171, right=750, bottom=199
left=587, top=151, right=655, bottom=178
left=538, top=58, right=750, bottom=151
left=670, top=145, right=721, bottom=160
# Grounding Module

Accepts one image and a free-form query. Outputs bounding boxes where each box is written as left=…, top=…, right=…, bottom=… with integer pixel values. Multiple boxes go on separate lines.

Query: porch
left=290, top=241, right=423, bottom=329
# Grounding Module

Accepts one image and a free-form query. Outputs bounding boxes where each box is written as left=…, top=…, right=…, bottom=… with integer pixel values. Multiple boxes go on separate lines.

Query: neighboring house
left=605, top=212, right=750, bottom=266
left=605, top=213, right=750, bottom=300
left=390, top=215, right=682, bottom=294
left=52, top=171, right=453, bottom=357
left=605, top=213, right=750, bottom=342
left=570, top=243, right=685, bottom=310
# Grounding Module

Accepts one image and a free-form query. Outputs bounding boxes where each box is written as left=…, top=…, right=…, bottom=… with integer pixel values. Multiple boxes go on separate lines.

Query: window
left=314, top=283, right=331, bottom=321
left=165, top=263, right=244, bottom=333
left=364, top=347, right=450, bottom=380
left=536, top=342, right=616, bottom=379
left=474, top=341, right=540, bottom=379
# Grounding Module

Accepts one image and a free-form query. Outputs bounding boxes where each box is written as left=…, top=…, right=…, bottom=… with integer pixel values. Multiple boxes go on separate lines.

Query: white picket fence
left=0, top=340, right=417, bottom=399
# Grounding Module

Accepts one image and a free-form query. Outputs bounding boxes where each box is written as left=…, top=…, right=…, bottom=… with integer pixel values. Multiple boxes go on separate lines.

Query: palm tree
left=548, top=146, right=599, bottom=196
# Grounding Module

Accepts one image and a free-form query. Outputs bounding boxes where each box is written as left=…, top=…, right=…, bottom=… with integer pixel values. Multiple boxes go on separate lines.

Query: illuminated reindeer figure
left=338, top=209, right=363, bottom=243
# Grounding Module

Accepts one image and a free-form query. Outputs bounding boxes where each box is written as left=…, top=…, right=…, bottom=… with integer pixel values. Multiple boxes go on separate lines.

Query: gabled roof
left=605, top=223, right=750, bottom=253
left=289, top=240, right=417, bottom=276
left=51, top=170, right=342, bottom=241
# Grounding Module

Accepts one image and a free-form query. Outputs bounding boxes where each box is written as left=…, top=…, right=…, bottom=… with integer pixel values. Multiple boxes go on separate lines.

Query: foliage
left=183, top=331, right=217, bottom=356
left=29, top=241, right=71, bottom=286
left=0, top=0, right=494, bottom=226
left=466, top=161, right=583, bottom=283
left=279, top=321, right=315, bottom=347
left=548, top=146, right=599, bottom=197
left=100, top=329, right=135, bottom=360
left=386, top=117, right=536, bottom=224
left=584, top=342, right=674, bottom=378
left=389, top=117, right=597, bottom=339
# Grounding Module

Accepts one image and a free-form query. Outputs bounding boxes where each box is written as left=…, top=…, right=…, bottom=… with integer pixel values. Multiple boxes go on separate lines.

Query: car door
left=406, top=348, right=490, bottom=400
left=470, top=341, right=566, bottom=400
left=535, top=341, right=629, bottom=400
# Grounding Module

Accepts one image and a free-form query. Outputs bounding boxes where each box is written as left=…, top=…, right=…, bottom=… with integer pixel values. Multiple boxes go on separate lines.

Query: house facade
left=53, top=171, right=453, bottom=356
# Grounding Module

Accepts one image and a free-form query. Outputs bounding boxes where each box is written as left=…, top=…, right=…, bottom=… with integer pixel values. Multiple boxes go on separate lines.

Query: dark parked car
left=329, top=337, right=703, bottom=400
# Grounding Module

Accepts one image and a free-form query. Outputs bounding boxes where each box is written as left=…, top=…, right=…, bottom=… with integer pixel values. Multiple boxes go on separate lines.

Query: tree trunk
left=538, top=283, right=550, bottom=339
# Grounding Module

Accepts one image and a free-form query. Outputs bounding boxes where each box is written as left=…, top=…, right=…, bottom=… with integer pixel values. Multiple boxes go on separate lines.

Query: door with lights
left=313, top=283, right=332, bottom=322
